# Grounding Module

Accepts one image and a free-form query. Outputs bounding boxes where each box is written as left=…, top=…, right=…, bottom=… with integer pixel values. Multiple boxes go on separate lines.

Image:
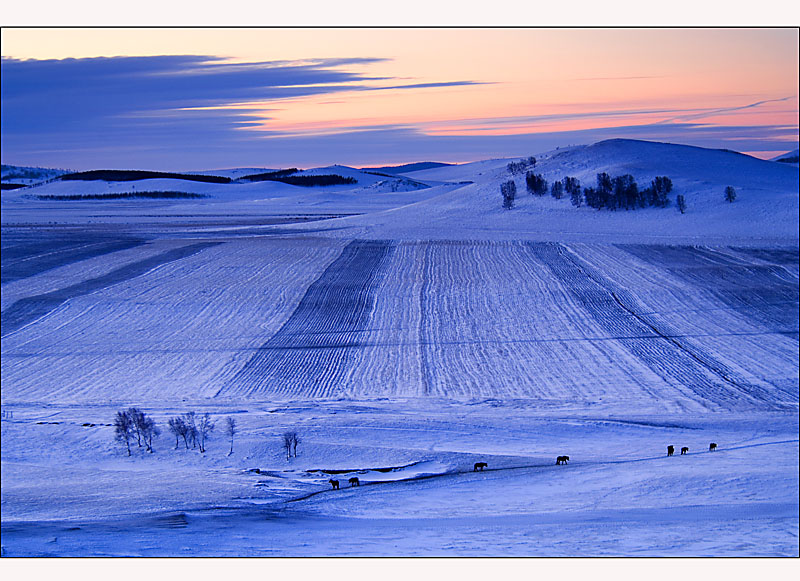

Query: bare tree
left=141, top=415, right=160, bottom=452
left=182, top=412, right=198, bottom=449
left=224, top=417, right=237, bottom=456
left=127, top=407, right=145, bottom=448
left=282, top=431, right=300, bottom=458
left=127, top=408, right=159, bottom=452
left=282, top=432, right=293, bottom=460
left=167, top=418, right=183, bottom=450
left=168, top=417, right=184, bottom=449
left=197, top=413, right=215, bottom=453
left=114, top=410, right=134, bottom=456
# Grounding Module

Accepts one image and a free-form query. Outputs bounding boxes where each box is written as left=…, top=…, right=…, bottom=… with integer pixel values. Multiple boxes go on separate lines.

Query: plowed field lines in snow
left=1, top=242, right=219, bottom=337
left=620, top=244, right=799, bottom=337
left=411, top=241, right=683, bottom=404
left=2, top=238, right=346, bottom=402
left=218, top=240, right=395, bottom=398
left=526, top=243, right=793, bottom=410
left=1, top=231, right=145, bottom=285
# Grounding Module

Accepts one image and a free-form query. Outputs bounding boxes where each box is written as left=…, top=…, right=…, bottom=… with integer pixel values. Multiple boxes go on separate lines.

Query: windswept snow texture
left=219, top=240, right=394, bottom=398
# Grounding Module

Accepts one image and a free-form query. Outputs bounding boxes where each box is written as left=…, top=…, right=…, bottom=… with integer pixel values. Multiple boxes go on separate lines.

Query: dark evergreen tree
left=550, top=180, right=564, bottom=199
left=650, top=176, right=673, bottom=207
left=563, top=176, right=580, bottom=196
left=583, top=186, right=598, bottom=208
left=612, top=174, right=638, bottom=210
left=676, top=194, right=687, bottom=214
left=725, top=185, right=737, bottom=203
left=501, top=180, right=516, bottom=209
left=525, top=172, right=548, bottom=196
left=570, top=187, right=583, bottom=207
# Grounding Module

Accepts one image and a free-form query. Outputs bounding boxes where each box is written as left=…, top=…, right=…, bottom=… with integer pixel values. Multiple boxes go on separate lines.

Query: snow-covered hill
left=771, top=148, right=799, bottom=163
left=310, top=139, right=799, bottom=244
left=1, top=139, right=797, bottom=556
left=1, top=164, right=70, bottom=186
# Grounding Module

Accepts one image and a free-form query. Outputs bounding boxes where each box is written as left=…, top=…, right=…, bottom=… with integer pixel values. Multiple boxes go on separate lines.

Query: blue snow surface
left=1, top=140, right=798, bottom=557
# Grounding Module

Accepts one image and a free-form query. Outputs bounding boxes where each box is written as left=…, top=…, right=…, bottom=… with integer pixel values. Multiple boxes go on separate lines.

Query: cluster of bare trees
left=114, top=410, right=304, bottom=461
left=114, top=407, right=159, bottom=455
left=282, top=431, right=301, bottom=460
left=114, top=409, right=239, bottom=456
left=166, top=412, right=216, bottom=453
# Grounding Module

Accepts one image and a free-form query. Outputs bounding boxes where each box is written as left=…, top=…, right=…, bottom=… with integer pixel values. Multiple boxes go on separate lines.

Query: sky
left=1, top=27, right=798, bottom=170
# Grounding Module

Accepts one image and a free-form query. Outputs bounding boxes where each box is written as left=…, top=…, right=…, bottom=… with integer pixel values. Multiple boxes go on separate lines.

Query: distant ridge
left=771, top=148, right=799, bottom=164
left=360, top=162, right=454, bottom=174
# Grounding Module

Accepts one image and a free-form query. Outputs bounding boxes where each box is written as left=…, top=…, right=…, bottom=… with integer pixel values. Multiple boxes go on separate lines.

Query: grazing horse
left=473, top=462, right=487, bottom=471
left=329, top=479, right=340, bottom=490
left=681, top=447, right=689, bottom=455
left=667, top=445, right=674, bottom=456
left=349, top=477, right=360, bottom=487
left=556, top=455, right=569, bottom=465
left=709, top=442, right=717, bottom=451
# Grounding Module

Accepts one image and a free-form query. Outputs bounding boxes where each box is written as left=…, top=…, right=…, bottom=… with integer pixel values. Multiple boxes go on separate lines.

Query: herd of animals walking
left=326, top=443, right=720, bottom=490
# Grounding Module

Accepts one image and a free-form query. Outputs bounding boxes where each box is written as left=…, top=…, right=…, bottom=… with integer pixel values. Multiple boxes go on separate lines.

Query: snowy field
left=1, top=140, right=798, bottom=556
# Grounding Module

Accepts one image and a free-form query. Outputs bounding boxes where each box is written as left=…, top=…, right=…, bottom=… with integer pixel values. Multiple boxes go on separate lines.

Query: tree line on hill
left=503, top=167, right=740, bottom=212
left=504, top=171, right=676, bottom=211
left=60, top=170, right=232, bottom=183
left=239, top=169, right=357, bottom=187
left=35, top=191, right=207, bottom=201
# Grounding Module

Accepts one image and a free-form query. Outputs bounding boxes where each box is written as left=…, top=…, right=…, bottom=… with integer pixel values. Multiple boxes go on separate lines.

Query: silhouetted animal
left=709, top=442, right=717, bottom=451
left=349, top=477, right=359, bottom=487
left=473, top=462, right=487, bottom=471
left=556, top=455, right=570, bottom=465
left=681, top=447, right=689, bottom=455
left=667, top=445, right=674, bottom=456
left=329, top=479, right=339, bottom=490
